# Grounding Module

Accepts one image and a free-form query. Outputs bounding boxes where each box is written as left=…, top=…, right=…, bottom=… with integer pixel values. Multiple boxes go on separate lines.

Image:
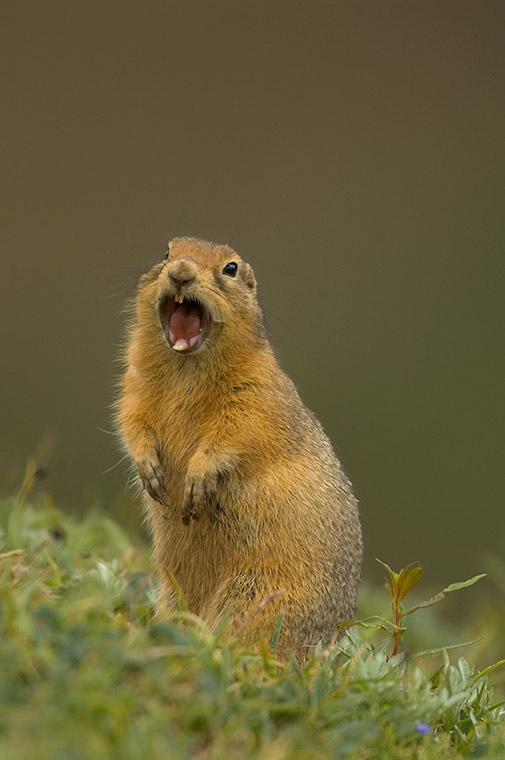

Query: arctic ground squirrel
left=116, top=237, right=362, bottom=660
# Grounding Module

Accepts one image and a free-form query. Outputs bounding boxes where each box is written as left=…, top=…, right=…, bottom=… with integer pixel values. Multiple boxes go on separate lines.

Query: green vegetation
left=1, top=473, right=504, bottom=759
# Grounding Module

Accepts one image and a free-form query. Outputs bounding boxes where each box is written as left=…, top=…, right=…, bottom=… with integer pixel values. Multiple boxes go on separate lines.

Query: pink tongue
left=170, top=303, right=202, bottom=341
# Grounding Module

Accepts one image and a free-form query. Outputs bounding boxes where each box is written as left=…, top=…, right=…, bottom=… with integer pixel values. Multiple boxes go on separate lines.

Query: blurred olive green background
left=1, top=1, right=504, bottom=585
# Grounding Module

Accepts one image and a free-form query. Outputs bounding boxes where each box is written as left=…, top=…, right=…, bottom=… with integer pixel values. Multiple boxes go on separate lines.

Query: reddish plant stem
left=392, top=599, right=402, bottom=656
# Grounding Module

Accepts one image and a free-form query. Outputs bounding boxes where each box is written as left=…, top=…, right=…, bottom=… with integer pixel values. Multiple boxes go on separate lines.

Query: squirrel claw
left=181, top=472, right=220, bottom=525
left=181, top=480, right=202, bottom=524
left=138, top=458, right=167, bottom=505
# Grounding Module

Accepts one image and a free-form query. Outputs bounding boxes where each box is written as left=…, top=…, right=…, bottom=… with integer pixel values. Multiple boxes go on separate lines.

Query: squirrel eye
left=222, top=261, right=238, bottom=277
left=164, top=249, right=170, bottom=261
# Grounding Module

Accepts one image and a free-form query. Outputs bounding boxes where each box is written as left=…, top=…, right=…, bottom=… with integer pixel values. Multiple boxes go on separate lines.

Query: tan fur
left=116, top=237, right=362, bottom=660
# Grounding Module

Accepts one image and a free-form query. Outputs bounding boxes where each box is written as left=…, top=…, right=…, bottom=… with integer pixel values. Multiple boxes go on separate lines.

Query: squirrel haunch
left=116, top=237, right=362, bottom=660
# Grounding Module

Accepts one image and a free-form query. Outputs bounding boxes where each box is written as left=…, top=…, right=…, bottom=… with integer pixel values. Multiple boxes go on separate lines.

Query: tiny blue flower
left=415, top=721, right=433, bottom=735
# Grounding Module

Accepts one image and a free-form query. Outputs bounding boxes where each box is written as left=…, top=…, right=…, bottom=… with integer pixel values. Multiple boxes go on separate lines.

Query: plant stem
left=392, top=599, right=401, bottom=656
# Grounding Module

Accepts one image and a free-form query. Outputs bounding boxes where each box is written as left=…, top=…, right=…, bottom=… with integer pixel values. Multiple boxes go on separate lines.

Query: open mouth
left=159, top=295, right=211, bottom=353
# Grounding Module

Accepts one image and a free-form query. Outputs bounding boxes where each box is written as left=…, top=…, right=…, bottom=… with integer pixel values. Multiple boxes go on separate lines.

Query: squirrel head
left=136, top=237, right=265, bottom=358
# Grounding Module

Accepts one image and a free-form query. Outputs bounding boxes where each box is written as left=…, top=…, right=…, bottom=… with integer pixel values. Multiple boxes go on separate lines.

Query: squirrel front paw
left=181, top=471, right=221, bottom=525
left=137, top=456, right=167, bottom=505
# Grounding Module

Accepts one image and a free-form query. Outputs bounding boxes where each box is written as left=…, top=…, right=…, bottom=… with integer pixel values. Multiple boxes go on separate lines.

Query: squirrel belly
left=116, top=237, right=362, bottom=661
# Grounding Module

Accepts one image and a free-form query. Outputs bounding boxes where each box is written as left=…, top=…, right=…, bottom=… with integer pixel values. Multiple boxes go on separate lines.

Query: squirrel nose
left=169, top=272, right=195, bottom=288
left=167, top=260, right=196, bottom=289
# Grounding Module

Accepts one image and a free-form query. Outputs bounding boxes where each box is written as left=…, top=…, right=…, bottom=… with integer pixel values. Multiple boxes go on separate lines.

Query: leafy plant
left=376, top=559, right=487, bottom=657
left=0, top=487, right=504, bottom=759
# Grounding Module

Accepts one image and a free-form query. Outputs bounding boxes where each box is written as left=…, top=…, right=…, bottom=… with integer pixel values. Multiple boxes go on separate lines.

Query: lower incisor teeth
left=173, top=339, right=188, bottom=351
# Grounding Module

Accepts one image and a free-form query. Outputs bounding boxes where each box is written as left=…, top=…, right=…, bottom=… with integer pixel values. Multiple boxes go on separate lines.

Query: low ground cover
left=1, top=476, right=504, bottom=759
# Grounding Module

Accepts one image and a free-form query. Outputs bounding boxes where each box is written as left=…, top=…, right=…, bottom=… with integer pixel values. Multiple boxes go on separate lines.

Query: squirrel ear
left=242, top=263, right=256, bottom=291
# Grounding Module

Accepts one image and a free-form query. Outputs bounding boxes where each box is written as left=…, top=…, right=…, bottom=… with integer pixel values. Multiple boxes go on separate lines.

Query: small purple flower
left=415, top=721, right=433, bottom=735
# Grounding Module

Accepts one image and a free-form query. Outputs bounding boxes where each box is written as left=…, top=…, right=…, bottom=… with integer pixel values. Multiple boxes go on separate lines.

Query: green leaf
left=270, top=613, right=284, bottom=655
left=430, top=665, right=444, bottom=687
left=473, top=659, right=505, bottom=683
left=403, top=574, right=486, bottom=617
left=396, top=562, right=424, bottom=603
left=413, top=638, right=482, bottom=657
left=376, top=558, right=397, bottom=597
left=443, top=574, right=487, bottom=593
left=375, top=558, right=393, bottom=575
left=345, top=615, right=408, bottom=633
left=402, top=592, right=445, bottom=617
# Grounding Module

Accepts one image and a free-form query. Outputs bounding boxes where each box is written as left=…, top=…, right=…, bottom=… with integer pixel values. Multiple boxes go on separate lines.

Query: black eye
left=222, top=261, right=238, bottom=277
left=164, top=249, right=170, bottom=261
